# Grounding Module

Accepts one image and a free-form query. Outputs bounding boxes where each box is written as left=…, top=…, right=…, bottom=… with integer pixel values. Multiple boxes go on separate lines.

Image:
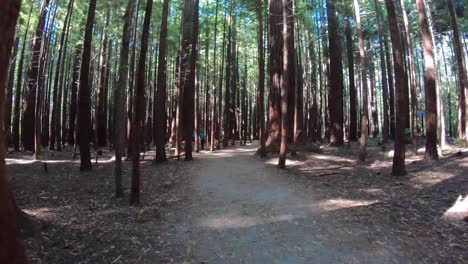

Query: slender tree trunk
left=345, top=17, right=357, bottom=142
left=127, top=0, right=140, bottom=158
left=78, top=0, right=97, bottom=171
left=278, top=0, right=290, bottom=169
left=96, top=10, right=110, bottom=149
left=22, top=0, right=50, bottom=151
left=369, top=50, right=379, bottom=138
left=257, top=0, right=266, bottom=156
left=441, top=42, right=454, bottom=138
left=373, top=0, right=390, bottom=143
left=416, top=0, right=438, bottom=161
left=130, top=0, right=152, bottom=205
left=68, top=46, right=81, bottom=146
left=400, top=0, right=419, bottom=151
left=210, top=0, right=220, bottom=151
left=355, top=0, right=369, bottom=161
left=13, top=4, right=33, bottom=151
left=0, top=0, right=28, bottom=262
left=384, top=34, right=396, bottom=139
left=154, top=0, right=170, bottom=162
left=447, top=0, right=467, bottom=143
left=386, top=0, right=408, bottom=176
left=114, top=0, right=135, bottom=197
left=50, top=0, right=74, bottom=150
left=6, top=37, right=19, bottom=148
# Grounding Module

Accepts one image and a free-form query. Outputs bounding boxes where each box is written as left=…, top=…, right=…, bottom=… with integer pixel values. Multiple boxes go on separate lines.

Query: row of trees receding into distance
left=1, top=0, right=468, bottom=202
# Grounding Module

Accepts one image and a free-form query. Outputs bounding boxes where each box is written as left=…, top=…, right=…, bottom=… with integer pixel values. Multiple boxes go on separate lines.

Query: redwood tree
left=326, top=0, right=344, bottom=146
left=130, top=0, right=153, bottom=205
left=78, top=0, right=97, bottom=171
left=267, top=0, right=283, bottom=147
left=154, top=0, right=170, bottom=162
left=115, top=0, right=135, bottom=197
left=257, top=0, right=266, bottom=157
left=22, top=0, right=50, bottom=151
left=278, top=0, right=290, bottom=169
left=447, top=0, right=467, bottom=143
left=386, top=0, right=409, bottom=176
left=355, top=0, right=369, bottom=162
left=417, top=0, right=438, bottom=161
left=0, top=0, right=28, bottom=262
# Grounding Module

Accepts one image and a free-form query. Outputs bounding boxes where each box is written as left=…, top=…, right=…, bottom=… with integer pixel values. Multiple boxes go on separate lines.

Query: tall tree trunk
left=417, top=0, right=438, bottom=161
left=96, top=10, right=110, bottom=149
left=22, top=0, right=50, bottom=151
left=154, top=0, right=170, bottom=162
left=327, top=0, right=344, bottom=146
left=355, top=0, right=369, bottom=162
left=184, top=0, right=199, bottom=160
left=130, top=0, right=152, bottom=205
left=115, top=0, right=135, bottom=197
left=257, top=0, right=266, bottom=156
left=423, top=2, right=445, bottom=149
left=373, top=0, right=390, bottom=143
left=78, top=0, right=97, bottom=171
left=345, top=17, right=357, bottom=142
left=210, top=0, right=220, bottom=151
left=68, top=46, right=81, bottom=146
left=384, top=34, right=396, bottom=139
left=386, top=0, right=409, bottom=176
left=447, top=0, right=467, bottom=143
left=278, top=0, right=290, bottom=168
left=127, top=0, right=140, bottom=158
left=267, top=0, right=283, bottom=146
left=400, top=0, right=418, bottom=152
left=50, top=0, right=74, bottom=150
left=0, top=0, right=28, bottom=262
left=13, top=4, right=33, bottom=151
left=369, top=50, right=379, bottom=138
left=6, top=37, right=19, bottom=148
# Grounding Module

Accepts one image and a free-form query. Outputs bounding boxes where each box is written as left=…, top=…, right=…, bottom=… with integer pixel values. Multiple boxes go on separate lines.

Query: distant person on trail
left=200, top=131, right=206, bottom=150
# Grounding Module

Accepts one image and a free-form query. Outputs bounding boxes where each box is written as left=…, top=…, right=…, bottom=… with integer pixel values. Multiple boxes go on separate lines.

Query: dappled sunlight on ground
left=198, top=214, right=299, bottom=230
left=23, top=207, right=57, bottom=221
left=319, top=198, right=380, bottom=211
left=264, top=157, right=301, bottom=166
left=443, top=195, right=468, bottom=221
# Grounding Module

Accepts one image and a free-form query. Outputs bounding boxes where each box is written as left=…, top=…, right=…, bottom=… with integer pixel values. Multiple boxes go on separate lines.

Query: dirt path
left=173, top=143, right=410, bottom=263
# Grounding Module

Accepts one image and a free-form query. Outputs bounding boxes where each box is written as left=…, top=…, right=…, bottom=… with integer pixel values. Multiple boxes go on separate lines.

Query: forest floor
left=9, top=140, right=468, bottom=263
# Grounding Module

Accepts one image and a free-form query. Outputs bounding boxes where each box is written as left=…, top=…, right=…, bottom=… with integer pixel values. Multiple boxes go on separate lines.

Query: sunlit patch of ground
left=198, top=214, right=298, bottom=230
left=319, top=198, right=380, bottom=211
left=443, top=195, right=468, bottom=221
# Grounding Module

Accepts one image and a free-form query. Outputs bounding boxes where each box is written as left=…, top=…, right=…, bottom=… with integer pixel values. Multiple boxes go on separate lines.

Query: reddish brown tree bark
left=417, top=0, right=438, bottom=161
left=257, top=0, right=266, bottom=156
left=78, top=0, right=97, bottom=171
left=0, top=0, right=28, bottom=262
left=115, top=0, right=135, bottom=197
left=154, top=0, right=170, bottom=162
left=267, top=0, right=283, bottom=147
left=345, top=17, right=357, bottom=142
left=447, top=0, right=467, bottom=143
left=22, top=0, right=50, bottom=151
left=326, top=0, right=344, bottom=146
left=385, top=0, right=409, bottom=176
left=130, top=0, right=152, bottom=205
left=278, top=0, right=290, bottom=168
left=355, top=0, right=369, bottom=162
